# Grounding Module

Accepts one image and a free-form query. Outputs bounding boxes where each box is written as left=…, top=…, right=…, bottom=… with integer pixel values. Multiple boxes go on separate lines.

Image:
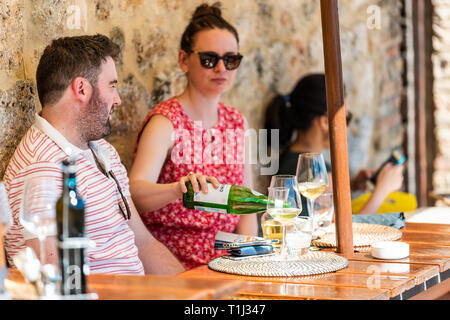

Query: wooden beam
left=319, top=0, right=353, bottom=257
left=412, top=0, right=433, bottom=206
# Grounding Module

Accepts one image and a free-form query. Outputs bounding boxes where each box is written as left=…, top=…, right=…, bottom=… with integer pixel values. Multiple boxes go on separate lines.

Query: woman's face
left=179, top=28, right=240, bottom=98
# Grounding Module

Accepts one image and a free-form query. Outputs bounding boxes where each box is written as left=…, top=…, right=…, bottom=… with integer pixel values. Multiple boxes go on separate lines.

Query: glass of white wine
left=296, top=153, right=328, bottom=231
left=267, top=187, right=302, bottom=259
left=262, top=175, right=302, bottom=250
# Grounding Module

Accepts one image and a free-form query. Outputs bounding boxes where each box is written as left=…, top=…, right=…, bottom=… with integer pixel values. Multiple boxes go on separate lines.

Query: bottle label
left=193, top=184, right=231, bottom=204
left=194, top=206, right=228, bottom=214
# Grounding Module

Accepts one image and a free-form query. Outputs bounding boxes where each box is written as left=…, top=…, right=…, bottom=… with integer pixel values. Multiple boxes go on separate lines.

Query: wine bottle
left=182, top=182, right=268, bottom=215
left=56, top=159, right=87, bottom=296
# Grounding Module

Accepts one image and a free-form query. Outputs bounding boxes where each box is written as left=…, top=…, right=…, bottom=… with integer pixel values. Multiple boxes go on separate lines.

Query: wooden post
left=320, top=0, right=353, bottom=257
left=412, top=0, right=433, bottom=207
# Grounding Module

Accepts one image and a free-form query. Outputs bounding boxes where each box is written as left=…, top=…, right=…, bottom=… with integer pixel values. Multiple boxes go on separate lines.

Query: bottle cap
left=371, top=241, right=409, bottom=260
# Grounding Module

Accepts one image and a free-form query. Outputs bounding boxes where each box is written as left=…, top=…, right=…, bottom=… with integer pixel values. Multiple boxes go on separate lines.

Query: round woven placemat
left=208, top=251, right=348, bottom=277
left=311, top=223, right=402, bottom=248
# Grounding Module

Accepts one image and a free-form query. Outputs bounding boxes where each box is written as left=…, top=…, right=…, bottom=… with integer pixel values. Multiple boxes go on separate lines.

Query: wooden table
left=177, top=222, right=450, bottom=300
left=4, top=269, right=242, bottom=300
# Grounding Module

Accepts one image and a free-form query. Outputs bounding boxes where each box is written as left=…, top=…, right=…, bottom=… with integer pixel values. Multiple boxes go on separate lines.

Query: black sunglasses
left=108, top=170, right=131, bottom=221
left=90, top=149, right=131, bottom=220
left=192, top=51, right=243, bottom=70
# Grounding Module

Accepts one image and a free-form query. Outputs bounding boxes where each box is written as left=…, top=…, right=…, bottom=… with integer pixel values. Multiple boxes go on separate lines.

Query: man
left=3, top=34, right=185, bottom=275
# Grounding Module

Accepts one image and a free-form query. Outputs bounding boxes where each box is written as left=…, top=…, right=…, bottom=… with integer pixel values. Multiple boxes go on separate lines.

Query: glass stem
left=309, top=198, right=316, bottom=230
left=281, top=223, right=288, bottom=258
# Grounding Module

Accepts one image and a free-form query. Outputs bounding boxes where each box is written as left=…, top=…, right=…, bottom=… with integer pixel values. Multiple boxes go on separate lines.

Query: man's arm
left=24, top=237, right=58, bottom=266
left=126, top=196, right=185, bottom=275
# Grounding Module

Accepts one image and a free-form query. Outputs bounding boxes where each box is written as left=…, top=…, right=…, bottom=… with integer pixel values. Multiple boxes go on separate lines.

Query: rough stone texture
left=133, top=27, right=169, bottom=75
left=29, top=0, right=69, bottom=43
left=95, top=0, right=113, bottom=21
left=0, top=0, right=407, bottom=193
left=110, top=26, right=125, bottom=67
left=0, top=0, right=24, bottom=82
left=0, top=81, right=36, bottom=178
left=432, top=0, right=450, bottom=194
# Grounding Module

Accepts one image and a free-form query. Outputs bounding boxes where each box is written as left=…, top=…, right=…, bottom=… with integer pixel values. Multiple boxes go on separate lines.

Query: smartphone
left=368, top=147, right=406, bottom=189
left=222, top=239, right=280, bottom=249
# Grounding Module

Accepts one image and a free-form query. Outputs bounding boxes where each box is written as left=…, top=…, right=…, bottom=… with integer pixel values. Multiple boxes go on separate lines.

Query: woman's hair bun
left=192, top=2, right=222, bottom=21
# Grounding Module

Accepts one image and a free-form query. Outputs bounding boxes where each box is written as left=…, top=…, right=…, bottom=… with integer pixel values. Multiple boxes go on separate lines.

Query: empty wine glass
left=296, top=153, right=328, bottom=226
left=20, top=177, right=59, bottom=266
left=267, top=187, right=302, bottom=259
left=314, top=192, right=334, bottom=228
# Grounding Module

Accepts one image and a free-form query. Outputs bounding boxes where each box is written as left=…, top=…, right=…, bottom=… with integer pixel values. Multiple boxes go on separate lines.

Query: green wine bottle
left=56, top=159, right=87, bottom=296
left=182, top=182, right=268, bottom=215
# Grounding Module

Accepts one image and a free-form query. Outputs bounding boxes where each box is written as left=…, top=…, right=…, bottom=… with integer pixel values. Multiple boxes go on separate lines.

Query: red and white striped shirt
left=3, top=114, right=144, bottom=275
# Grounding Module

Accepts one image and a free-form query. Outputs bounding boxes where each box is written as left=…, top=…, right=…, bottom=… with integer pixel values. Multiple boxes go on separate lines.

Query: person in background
left=129, top=2, right=257, bottom=270
left=3, top=34, right=184, bottom=275
left=264, top=73, right=404, bottom=215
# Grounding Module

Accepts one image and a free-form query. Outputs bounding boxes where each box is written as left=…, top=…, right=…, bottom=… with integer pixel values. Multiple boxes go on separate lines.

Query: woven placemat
left=208, top=251, right=348, bottom=277
left=311, top=223, right=402, bottom=248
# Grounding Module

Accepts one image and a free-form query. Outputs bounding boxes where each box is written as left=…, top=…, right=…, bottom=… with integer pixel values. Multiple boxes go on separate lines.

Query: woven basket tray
left=311, top=222, right=402, bottom=248
left=208, top=251, right=348, bottom=277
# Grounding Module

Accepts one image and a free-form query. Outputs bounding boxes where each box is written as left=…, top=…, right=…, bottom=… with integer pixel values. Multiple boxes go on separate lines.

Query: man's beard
left=77, top=87, right=113, bottom=142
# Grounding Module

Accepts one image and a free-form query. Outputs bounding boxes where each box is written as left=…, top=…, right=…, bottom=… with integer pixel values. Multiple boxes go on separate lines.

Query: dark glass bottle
left=56, top=160, right=87, bottom=296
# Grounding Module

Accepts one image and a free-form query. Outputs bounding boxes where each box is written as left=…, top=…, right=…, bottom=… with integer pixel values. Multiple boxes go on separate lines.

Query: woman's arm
left=129, top=114, right=219, bottom=213
left=356, top=163, right=404, bottom=214
left=129, top=115, right=182, bottom=213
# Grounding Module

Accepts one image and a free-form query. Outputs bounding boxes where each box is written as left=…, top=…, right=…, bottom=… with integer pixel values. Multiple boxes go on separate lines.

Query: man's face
left=78, top=57, right=121, bottom=142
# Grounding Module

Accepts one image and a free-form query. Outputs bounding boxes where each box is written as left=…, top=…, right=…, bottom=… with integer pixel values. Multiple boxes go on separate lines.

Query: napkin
left=351, top=212, right=405, bottom=229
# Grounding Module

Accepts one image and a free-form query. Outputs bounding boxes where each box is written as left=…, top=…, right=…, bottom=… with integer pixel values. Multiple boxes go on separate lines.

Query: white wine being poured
left=267, top=207, right=302, bottom=223
left=298, top=182, right=327, bottom=200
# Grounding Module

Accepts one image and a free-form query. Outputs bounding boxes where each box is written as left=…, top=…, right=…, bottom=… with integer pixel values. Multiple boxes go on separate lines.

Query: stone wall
left=0, top=0, right=406, bottom=192
left=432, top=0, right=450, bottom=194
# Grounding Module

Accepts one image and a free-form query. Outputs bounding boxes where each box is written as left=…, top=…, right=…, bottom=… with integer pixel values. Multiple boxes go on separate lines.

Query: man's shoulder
left=4, top=127, right=64, bottom=184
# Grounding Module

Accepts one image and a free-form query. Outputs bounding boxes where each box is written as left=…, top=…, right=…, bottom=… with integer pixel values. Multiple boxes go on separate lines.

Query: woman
left=129, top=2, right=257, bottom=270
left=265, top=73, right=404, bottom=215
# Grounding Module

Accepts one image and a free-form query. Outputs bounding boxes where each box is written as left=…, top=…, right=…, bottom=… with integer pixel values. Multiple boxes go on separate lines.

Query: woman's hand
left=356, top=163, right=404, bottom=214
left=178, top=172, right=220, bottom=195
left=374, top=162, right=404, bottom=196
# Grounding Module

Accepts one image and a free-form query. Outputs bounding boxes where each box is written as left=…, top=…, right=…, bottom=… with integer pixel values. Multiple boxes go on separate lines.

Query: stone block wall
left=0, top=0, right=406, bottom=192
left=432, top=0, right=450, bottom=194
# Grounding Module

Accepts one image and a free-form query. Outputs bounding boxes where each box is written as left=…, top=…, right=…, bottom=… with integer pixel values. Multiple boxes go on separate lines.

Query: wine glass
left=267, top=187, right=302, bottom=259
left=262, top=175, right=302, bottom=250
left=296, top=153, right=329, bottom=230
left=20, top=177, right=59, bottom=266
left=269, top=175, right=302, bottom=216
left=314, top=192, right=334, bottom=228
